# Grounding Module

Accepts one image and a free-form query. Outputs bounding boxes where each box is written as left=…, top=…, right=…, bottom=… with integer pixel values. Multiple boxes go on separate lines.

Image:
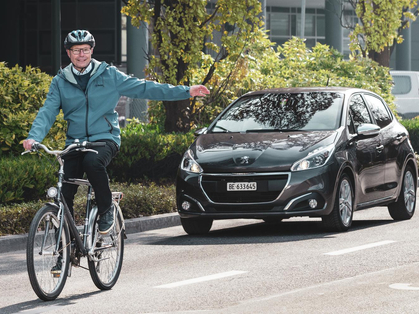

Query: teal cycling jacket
left=28, top=59, right=191, bottom=147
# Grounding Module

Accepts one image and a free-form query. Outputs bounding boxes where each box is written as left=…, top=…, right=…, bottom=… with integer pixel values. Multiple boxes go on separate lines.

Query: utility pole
left=301, top=0, right=306, bottom=38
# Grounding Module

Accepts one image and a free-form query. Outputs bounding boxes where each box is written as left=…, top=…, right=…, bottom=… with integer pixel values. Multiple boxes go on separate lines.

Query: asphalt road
left=2, top=204, right=419, bottom=313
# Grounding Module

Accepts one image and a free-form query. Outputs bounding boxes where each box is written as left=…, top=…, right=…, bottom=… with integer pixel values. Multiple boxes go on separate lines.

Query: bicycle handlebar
left=22, top=141, right=106, bottom=157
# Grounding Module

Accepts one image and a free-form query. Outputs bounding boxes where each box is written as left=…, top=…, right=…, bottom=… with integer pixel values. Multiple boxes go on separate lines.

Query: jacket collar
left=58, top=59, right=107, bottom=84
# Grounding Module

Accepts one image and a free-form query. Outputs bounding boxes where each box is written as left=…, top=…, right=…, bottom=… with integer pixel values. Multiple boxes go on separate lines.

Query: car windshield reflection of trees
left=211, top=92, right=343, bottom=133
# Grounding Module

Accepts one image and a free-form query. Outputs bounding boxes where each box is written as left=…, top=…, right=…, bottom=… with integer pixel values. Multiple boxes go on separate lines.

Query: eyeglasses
left=70, top=48, right=92, bottom=55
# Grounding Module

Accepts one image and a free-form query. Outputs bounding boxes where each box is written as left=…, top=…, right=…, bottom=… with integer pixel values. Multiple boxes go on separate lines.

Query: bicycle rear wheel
left=88, top=202, right=124, bottom=290
left=27, top=204, right=70, bottom=301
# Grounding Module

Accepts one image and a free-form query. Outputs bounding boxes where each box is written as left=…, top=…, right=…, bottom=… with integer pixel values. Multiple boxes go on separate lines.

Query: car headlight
left=181, top=149, right=203, bottom=173
left=291, top=144, right=335, bottom=171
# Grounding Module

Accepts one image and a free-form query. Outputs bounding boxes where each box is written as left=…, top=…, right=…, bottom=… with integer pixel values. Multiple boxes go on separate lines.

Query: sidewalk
left=0, top=212, right=180, bottom=253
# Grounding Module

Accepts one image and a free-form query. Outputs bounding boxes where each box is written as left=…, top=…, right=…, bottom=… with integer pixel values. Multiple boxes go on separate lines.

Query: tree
left=186, top=37, right=398, bottom=125
left=121, top=0, right=264, bottom=133
left=239, top=37, right=396, bottom=110
left=343, top=0, right=417, bottom=67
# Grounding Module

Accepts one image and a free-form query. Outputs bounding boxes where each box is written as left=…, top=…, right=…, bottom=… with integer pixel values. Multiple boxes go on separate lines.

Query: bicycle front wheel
left=26, top=204, right=70, bottom=301
left=88, top=202, right=124, bottom=290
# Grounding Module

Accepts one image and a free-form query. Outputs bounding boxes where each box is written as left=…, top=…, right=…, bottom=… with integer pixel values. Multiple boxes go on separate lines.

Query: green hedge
left=112, top=182, right=176, bottom=217
left=0, top=182, right=177, bottom=236
left=1, top=123, right=194, bottom=206
left=0, top=154, right=56, bottom=205
left=0, top=62, right=67, bottom=156
left=0, top=202, right=41, bottom=236
left=108, top=120, right=194, bottom=182
left=400, top=119, right=419, bottom=153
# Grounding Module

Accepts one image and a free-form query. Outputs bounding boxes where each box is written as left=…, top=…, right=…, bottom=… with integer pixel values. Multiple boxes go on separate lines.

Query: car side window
left=363, top=94, right=392, bottom=128
left=348, top=94, right=372, bottom=133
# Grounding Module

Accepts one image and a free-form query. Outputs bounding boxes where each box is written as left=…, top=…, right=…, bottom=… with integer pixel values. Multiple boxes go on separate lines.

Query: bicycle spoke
left=88, top=209, right=124, bottom=290
left=27, top=205, right=70, bottom=301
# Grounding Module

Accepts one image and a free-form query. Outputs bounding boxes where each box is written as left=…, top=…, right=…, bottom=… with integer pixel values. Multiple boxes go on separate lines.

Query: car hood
left=192, top=131, right=337, bottom=173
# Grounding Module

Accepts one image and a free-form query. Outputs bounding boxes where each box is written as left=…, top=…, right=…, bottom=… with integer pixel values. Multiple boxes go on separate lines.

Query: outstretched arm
left=189, top=85, right=210, bottom=97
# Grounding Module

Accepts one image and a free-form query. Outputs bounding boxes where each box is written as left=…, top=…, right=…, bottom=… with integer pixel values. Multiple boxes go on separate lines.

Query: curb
left=0, top=212, right=181, bottom=254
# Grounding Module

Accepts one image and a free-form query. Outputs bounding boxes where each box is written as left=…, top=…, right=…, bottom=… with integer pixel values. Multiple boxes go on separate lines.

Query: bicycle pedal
left=52, top=273, right=61, bottom=278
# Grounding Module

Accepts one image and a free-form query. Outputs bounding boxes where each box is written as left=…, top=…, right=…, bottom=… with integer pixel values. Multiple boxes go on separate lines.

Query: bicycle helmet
left=64, top=30, right=95, bottom=49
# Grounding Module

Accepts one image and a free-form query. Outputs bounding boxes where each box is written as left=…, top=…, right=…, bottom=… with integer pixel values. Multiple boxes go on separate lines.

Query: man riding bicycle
left=23, top=30, right=209, bottom=235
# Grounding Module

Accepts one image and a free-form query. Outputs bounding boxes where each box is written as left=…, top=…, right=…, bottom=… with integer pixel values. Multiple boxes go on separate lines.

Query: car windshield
left=210, top=92, right=343, bottom=133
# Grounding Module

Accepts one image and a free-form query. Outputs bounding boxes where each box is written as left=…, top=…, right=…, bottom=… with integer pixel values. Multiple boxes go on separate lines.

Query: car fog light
left=182, top=201, right=191, bottom=210
left=309, top=199, right=317, bottom=209
left=47, top=187, right=58, bottom=198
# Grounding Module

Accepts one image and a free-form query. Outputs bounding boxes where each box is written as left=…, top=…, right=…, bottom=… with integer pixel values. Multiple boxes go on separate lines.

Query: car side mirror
left=194, top=127, right=208, bottom=136
left=356, top=123, right=380, bottom=138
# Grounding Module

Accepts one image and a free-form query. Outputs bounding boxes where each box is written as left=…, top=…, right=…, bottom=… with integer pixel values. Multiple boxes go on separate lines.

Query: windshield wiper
left=211, top=125, right=230, bottom=133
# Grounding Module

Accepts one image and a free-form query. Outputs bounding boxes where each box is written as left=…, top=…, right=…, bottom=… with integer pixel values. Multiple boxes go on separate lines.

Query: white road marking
left=154, top=270, right=248, bottom=288
left=389, top=283, right=419, bottom=291
left=324, top=240, right=396, bottom=256
left=19, top=305, right=62, bottom=313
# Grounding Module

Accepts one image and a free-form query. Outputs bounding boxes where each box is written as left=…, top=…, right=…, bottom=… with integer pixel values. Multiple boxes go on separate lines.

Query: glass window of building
left=266, top=6, right=326, bottom=50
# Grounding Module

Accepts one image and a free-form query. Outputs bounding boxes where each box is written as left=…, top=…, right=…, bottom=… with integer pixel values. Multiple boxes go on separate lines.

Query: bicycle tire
left=88, top=201, right=124, bottom=290
left=26, top=204, right=70, bottom=301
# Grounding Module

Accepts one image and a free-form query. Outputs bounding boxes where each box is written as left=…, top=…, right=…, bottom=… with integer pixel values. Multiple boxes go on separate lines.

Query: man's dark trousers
left=62, top=140, right=119, bottom=216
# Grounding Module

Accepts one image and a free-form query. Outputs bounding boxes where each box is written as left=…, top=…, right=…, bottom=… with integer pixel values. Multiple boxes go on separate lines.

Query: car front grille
left=201, top=173, right=289, bottom=203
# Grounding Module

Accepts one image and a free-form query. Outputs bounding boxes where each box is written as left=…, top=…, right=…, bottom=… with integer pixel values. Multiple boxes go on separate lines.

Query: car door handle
left=376, top=144, right=384, bottom=153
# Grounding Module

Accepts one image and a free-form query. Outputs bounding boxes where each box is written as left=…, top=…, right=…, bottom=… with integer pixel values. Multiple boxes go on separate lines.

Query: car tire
left=322, top=174, right=354, bottom=232
left=388, top=166, right=416, bottom=220
left=181, top=218, right=213, bottom=235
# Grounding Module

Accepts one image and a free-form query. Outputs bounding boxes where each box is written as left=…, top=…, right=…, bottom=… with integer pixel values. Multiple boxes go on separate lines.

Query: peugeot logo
left=240, top=156, right=250, bottom=164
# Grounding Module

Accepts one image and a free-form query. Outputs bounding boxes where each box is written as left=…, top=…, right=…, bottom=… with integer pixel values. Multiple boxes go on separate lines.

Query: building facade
left=263, top=0, right=419, bottom=70
left=1, top=0, right=122, bottom=75
left=1, top=0, right=418, bottom=75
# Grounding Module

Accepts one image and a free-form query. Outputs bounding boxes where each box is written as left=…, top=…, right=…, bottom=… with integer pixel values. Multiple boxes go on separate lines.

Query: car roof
left=243, top=86, right=370, bottom=97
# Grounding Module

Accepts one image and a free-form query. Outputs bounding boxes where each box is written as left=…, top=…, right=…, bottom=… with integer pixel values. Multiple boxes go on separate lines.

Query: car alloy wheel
left=403, top=170, right=415, bottom=213
left=339, top=178, right=353, bottom=227
left=322, top=174, right=353, bottom=232
left=388, top=166, right=416, bottom=220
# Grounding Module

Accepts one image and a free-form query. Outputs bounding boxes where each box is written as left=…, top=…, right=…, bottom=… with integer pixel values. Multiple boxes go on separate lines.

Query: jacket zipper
left=58, top=72, right=90, bottom=141
left=85, top=92, right=90, bottom=140
left=59, top=64, right=103, bottom=142
left=104, top=117, right=114, bottom=134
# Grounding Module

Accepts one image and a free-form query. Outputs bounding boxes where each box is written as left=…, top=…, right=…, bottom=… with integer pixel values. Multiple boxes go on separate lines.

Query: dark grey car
left=176, top=87, right=417, bottom=234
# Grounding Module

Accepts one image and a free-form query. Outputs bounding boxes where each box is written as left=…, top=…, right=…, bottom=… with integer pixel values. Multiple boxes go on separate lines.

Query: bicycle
left=22, top=141, right=126, bottom=301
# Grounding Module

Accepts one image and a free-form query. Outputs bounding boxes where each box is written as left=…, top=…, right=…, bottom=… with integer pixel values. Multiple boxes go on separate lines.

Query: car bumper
left=176, top=163, right=338, bottom=220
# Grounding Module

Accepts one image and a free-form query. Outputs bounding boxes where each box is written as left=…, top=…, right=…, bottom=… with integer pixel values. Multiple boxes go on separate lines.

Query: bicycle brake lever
left=83, top=149, right=99, bottom=154
left=73, top=148, right=98, bottom=154
left=21, top=150, right=32, bottom=155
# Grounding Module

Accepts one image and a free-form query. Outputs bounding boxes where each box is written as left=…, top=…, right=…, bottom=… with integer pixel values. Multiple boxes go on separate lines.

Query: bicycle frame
left=34, top=143, right=125, bottom=263
left=46, top=154, right=90, bottom=259
left=62, top=178, right=125, bottom=259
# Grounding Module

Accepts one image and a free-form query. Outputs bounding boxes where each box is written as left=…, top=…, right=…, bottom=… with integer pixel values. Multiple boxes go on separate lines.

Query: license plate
left=227, top=182, right=257, bottom=191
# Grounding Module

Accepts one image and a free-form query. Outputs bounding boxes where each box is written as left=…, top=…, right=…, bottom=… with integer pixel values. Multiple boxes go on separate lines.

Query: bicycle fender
left=45, top=202, right=60, bottom=209
left=113, top=201, right=126, bottom=232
